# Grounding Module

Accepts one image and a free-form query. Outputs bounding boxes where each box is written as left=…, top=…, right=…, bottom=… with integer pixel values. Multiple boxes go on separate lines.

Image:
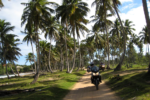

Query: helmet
left=90, top=62, right=94, bottom=66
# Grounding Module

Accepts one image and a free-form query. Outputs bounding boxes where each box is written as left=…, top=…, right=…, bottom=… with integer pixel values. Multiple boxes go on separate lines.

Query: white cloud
left=121, top=3, right=137, bottom=11
left=120, top=5, right=146, bottom=35
left=120, top=0, right=133, bottom=3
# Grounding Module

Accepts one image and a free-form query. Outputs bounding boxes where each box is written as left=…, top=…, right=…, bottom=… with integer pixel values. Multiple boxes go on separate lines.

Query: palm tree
left=2, top=34, right=22, bottom=78
left=7, top=37, right=22, bottom=77
left=44, top=16, right=60, bottom=73
left=21, top=0, right=58, bottom=84
left=22, top=29, right=37, bottom=72
left=55, top=26, right=66, bottom=71
left=57, top=0, right=89, bottom=73
left=0, top=20, right=15, bottom=78
left=139, top=26, right=149, bottom=53
left=25, top=53, right=34, bottom=72
left=56, top=1, right=70, bottom=72
left=142, top=0, right=150, bottom=46
left=90, top=7, right=113, bottom=69
left=39, top=41, right=50, bottom=71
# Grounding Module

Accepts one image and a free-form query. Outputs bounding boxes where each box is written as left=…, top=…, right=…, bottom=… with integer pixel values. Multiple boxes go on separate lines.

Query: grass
left=0, top=70, right=86, bottom=100
left=101, top=67, right=150, bottom=100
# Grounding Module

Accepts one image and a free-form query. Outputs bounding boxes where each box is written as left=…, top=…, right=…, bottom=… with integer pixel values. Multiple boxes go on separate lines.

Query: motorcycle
left=92, top=70, right=100, bottom=90
left=99, top=64, right=105, bottom=71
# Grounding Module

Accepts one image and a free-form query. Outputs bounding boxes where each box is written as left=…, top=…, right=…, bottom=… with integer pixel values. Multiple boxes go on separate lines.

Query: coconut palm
left=22, top=29, right=37, bottom=72
left=39, top=40, right=50, bottom=71
left=6, top=37, right=22, bottom=77
left=57, top=0, right=89, bottom=73
left=25, top=53, right=34, bottom=71
left=44, top=16, right=60, bottom=73
left=1, top=34, right=22, bottom=79
left=21, top=0, right=58, bottom=84
left=142, top=0, right=150, bottom=45
left=114, top=19, right=135, bottom=70
left=139, top=26, right=149, bottom=53
left=90, top=9, right=113, bottom=69
left=0, top=20, right=15, bottom=78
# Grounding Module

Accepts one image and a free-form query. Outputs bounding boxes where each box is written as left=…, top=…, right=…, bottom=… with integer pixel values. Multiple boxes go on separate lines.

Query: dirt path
left=63, top=72, right=120, bottom=100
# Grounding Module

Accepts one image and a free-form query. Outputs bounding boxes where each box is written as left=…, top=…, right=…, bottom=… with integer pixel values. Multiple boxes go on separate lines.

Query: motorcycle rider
left=89, top=62, right=102, bottom=83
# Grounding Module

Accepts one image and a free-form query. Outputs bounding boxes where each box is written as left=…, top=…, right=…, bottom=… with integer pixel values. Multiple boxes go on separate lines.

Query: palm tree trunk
left=13, top=62, right=20, bottom=76
left=9, top=63, right=16, bottom=76
left=142, top=0, right=150, bottom=41
left=105, top=15, right=110, bottom=69
left=31, top=42, right=36, bottom=73
left=65, top=21, right=69, bottom=73
left=48, top=39, right=53, bottom=73
left=76, top=38, right=81, bottom=71
left=6, top=64, right=10, bottom=79
left=31, top=30, right=40, bottom=84
left=69, top=32, right=76, bottom=73
left=142, top=0, right=150, bottom=71
left=60, top=48, right=63, bottom=71
left=113, top=2, right=126, bottom=71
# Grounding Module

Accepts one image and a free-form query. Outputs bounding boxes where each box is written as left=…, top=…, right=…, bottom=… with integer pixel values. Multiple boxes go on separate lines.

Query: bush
left=20, top=66, right=31, bottom=72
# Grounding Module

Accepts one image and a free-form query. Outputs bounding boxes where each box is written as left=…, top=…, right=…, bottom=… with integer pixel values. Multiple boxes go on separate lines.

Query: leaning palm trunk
left=142, top=0, right=150, bottom=74
left=69, top=32, right=76, bottom=73
left=6, top=64, right=10, bottom=79
left=48, top=39, right=53, bottom=73
left=31, top=32, right=40, bottom=84
left=65, top=21, right=69, bottom=73
left=9, top=63, right=16, bottom=76
left=76, top=38, right=81, bottom=71
left=31, top=42, right=36, bottom=73
left=13, top=62, right=20, bottom=76
left=113, top=2, right=126, bottom=71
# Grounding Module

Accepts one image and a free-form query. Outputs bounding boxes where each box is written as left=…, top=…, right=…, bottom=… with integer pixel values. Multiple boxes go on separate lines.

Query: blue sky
left=0, top=0, right=148, bottom=65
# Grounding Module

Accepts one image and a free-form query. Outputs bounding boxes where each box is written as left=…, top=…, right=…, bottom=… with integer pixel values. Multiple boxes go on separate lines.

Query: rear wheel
left=95, top=80, right=99, bottom=90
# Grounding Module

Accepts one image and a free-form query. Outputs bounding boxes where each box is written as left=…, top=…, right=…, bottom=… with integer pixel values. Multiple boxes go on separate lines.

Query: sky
left=0, top=0, right=149, bottom=65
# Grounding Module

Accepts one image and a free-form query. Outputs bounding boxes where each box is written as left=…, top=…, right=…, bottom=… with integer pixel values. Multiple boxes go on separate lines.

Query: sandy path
left=63, top=72, right=120, bottom=100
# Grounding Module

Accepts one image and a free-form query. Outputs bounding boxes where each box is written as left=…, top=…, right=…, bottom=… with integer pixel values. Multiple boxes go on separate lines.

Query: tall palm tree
left=39, top=40, right=50, bottom=71
left=2, top=34, right=22, bottom=79
left=0, top=20, right=15, bottom=78
left=21, top=0, right=58, bottom=84
left=56, top=1, right=71, bottom=72
left=44, top=16, right=60, bottom=73
left=57, top=0, right=89, bottom=73
left=90, top=8, right=113, bottom=68
left=114, top=19, right=135, bottom=70
left=7, top=37, right=22, bottom=77
left=22, top=29, right=37, bottom=72
left=142, top=0, right=150, bottom=46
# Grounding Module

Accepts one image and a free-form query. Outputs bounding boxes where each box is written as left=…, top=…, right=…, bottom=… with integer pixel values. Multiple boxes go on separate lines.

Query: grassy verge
left=0, top=70, right=86, bottom=100
left=101, top=69, right=150, bottom=100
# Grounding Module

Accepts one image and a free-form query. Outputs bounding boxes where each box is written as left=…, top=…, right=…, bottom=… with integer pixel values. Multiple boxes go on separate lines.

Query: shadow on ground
left=106, top=71, right=150, bottom=100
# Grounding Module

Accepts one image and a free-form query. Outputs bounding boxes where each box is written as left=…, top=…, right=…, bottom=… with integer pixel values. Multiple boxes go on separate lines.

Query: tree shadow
left=0, top=85, right=70, bottom=100
left=106, top=72, right=150, bottom=100
left=0, top=76, right=33, bottom=84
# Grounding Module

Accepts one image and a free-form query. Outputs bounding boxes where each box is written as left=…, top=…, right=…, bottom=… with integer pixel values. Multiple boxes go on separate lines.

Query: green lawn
left=101, top=68, right=150, bottom=100
left=0, top=70, right=86, bottom=100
